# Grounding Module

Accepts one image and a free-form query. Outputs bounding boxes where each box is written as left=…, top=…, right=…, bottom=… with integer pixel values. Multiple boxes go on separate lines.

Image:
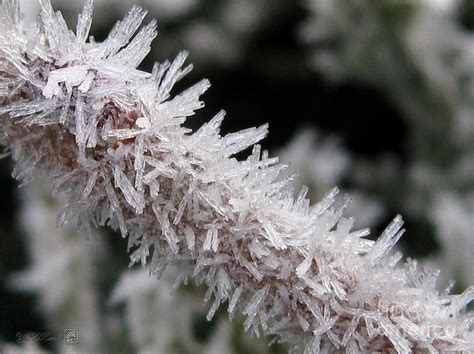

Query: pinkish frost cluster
left=0, top=0, right=473, bottom=352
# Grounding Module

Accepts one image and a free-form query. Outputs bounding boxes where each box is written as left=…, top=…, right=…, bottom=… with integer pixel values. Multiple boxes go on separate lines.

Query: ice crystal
left=0, top=0, right=473, bottom=352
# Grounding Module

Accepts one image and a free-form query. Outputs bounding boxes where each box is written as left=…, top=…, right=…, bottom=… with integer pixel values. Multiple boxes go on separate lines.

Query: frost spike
left=76, top=0, right=94, bottom=45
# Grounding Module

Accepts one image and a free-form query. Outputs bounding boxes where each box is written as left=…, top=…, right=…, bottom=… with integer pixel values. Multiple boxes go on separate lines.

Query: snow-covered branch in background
left=431, top=192, right=474, bottom=287
left=9, top=182, right=103, bottom=353
left=0, top=0, right=473, bottom=352
left=111, top=268, right=234, bottom=354
left=3, top=340, right=47, bottom=354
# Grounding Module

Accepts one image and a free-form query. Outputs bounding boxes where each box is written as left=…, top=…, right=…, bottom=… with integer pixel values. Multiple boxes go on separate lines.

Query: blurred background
left=1, top=0, right=473, bottom=352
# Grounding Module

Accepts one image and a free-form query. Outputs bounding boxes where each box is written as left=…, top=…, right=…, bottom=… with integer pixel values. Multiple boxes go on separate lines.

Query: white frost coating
left=0, top=1, right=473, bottom=353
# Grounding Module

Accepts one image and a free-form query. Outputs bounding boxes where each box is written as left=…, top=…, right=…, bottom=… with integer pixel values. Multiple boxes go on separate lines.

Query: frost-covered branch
left=0, top=0, right=473, bottom=352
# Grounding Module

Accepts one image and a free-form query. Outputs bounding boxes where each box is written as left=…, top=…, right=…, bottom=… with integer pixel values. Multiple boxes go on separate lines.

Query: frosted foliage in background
left=180, top=0, right=272, bottom=66
left=406, top=0, right=474, bottom=142
left=278, top=129, right=349, bottom=194
left=302, top=0, right=474, bottom=144
left=111, top=268, right=233, bottom=354
left=431, top=193, right=474, bottom=286
left=3, top=341, right=48, bottom=354
left=9, top=182, right=103, bottom=353
left=0, top=0, right=473, bottom=352
left=278, top=129, right=383, bottom=228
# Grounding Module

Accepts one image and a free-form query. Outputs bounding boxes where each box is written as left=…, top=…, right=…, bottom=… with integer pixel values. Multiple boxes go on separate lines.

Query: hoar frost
left=0, top=0, right=473, bottom=352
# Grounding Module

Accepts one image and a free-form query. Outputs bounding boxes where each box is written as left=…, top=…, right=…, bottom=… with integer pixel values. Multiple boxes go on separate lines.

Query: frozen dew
left=0, top=0, right=473, bottom=352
